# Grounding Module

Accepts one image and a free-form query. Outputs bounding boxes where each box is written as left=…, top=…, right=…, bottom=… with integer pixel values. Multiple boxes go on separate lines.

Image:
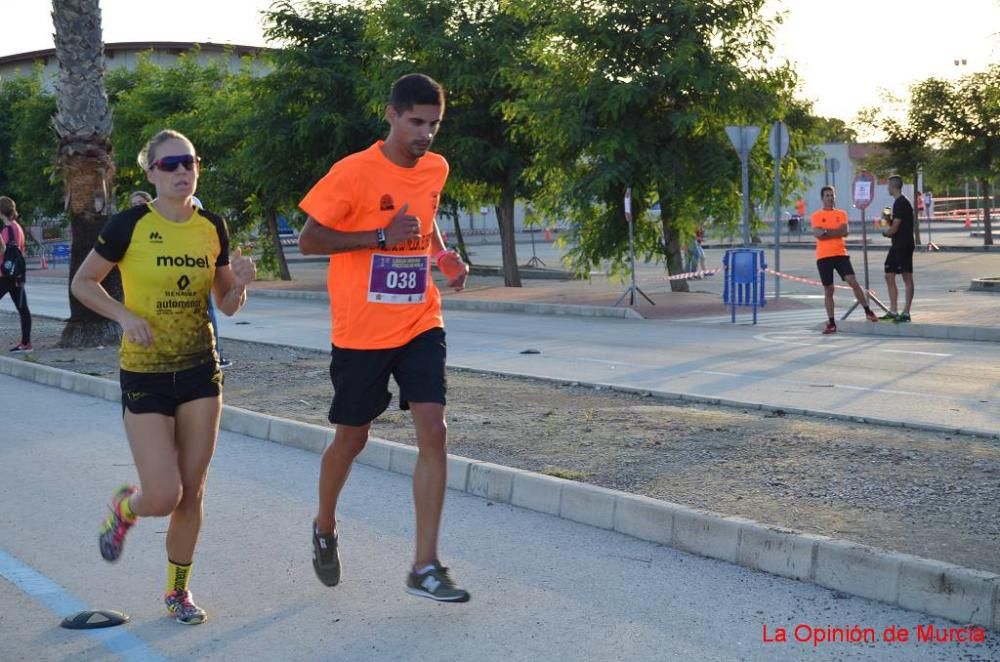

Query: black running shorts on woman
left=120, top=361, right=223, bottom=416
left=328, top=327, right=447, bottom=427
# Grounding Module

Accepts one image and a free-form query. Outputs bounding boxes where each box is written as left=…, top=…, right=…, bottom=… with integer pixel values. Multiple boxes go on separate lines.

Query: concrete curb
left=245, top=286, right=645, bottom=320
left=3, top=355, right=997, bottom=629
left=840, top=319, right=1000, bottom=343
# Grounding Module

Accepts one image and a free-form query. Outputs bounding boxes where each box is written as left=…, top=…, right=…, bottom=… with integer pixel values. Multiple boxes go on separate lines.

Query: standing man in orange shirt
left=297, top=73, right=470, bottom=603
left=811, top=186, right=878, bottom=334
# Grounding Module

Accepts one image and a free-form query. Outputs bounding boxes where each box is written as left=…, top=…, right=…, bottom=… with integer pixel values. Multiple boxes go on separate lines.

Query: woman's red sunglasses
left=151, top=154, right=200, bottom=172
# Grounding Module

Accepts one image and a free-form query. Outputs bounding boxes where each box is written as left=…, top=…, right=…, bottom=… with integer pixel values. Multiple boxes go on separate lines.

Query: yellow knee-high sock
left=167, top=560, right=193, bottom=594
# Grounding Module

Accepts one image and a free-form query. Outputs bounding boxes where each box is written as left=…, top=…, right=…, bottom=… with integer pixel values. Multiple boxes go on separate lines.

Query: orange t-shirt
left=299, top=141, right=448, bottom=349
left=811, top=208, right=848, bottom=259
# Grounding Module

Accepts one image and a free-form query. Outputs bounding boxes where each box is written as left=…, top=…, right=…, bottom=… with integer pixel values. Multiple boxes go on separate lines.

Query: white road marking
left=883, top=349, right=952, bottom=358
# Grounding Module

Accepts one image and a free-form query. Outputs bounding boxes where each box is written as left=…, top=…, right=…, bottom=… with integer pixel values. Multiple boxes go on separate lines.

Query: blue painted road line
left=0, top=548, right=168, bottom=662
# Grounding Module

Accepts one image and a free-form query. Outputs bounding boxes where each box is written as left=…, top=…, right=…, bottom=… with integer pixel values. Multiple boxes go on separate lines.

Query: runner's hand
left=231, top=247, right=256, bottom=288
left=118, top=311, right=153, bottom=347
left=384, top=203, right=421, bottom=246
left=438, top=250, right=469, bottom=292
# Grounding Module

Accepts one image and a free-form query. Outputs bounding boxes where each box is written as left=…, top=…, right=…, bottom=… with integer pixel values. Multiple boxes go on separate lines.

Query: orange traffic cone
left=544, top=227, right=552, bottom=241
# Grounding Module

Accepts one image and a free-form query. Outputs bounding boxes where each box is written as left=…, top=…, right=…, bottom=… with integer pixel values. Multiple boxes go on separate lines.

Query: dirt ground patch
left=4, top=312, right=998, bottom=575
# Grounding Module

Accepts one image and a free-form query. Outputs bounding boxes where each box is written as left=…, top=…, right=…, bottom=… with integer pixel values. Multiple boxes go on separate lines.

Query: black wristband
left=376, top=227, right=386, bottom=249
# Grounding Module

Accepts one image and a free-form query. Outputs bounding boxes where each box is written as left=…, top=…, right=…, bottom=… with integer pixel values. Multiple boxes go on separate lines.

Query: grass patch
left=541, top=467, right=589, bottom=482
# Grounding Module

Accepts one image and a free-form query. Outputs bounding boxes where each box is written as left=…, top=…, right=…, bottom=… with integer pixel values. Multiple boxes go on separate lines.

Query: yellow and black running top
left=94, top=203, right=230, bottom=373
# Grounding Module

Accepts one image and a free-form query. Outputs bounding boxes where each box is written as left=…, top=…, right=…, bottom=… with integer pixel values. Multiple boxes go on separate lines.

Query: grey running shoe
left=165, top=589, right=207, bottom=625
left=406, top=561, right=470, bottom=603
left=895, top=313, right=911, bottom=323
left=879, top=312, right=898, bottom=321
left=312, top=524, right=341, bottom=586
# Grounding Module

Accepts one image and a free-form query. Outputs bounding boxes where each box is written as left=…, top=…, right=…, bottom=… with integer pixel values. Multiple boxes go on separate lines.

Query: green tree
left=858, top=91, right=930, bottom=245
left=808, top=115, right=858, bottom=144
left=0, top=72, right=62, bottom=224
left=365, top=0, right=541, bottom=287
left=909, top=66, right=999, bottom=245
left=52, top=0, right=121, bottom=346
left=506, top=0, right=804, bottom=290
left=242, top=0, right=383, bottom=278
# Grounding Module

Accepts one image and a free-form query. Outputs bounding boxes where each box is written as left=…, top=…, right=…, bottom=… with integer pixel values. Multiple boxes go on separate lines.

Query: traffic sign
left=725, top=126, right=761, bottom=155
left=852, top=171, right=876, bottom=210
left=624, top=187, right=632, bottom=223
left=769, top=121, right=789, bottom=161
left=725, top=126, right=761, bottom=247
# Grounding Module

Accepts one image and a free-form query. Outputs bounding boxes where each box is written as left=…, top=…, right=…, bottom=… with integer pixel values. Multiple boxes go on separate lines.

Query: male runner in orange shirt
left=298, top=73, right=470, bottom=602
left=811, top=186, right=878, bottom=334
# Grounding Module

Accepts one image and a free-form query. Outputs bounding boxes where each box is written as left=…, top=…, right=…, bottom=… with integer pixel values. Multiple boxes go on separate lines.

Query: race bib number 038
left=368, top=254, right=429, bottom=304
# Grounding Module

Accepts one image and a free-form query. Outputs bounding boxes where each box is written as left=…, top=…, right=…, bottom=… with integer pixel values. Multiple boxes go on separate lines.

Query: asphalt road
left=2, top=377, right=994, bottom=661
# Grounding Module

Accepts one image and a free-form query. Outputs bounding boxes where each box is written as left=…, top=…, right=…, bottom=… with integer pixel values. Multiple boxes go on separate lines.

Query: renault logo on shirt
left=177, top=275, right=190, bottom=290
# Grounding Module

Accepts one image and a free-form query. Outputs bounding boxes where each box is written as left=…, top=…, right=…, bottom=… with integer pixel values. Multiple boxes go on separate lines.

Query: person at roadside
left=881, top=175, right=915, bottom=322
left=686, top=225, right=707, bottom=277
left=297, top=73, right=471, bottom=603
left=811, top=186, right=878, bottom=334
left=71, top=129, right=255, bottom=625
left=0, top=196, right=32, bottom=353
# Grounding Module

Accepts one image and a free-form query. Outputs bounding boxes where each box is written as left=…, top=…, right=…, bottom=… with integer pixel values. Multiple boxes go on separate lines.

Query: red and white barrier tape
left=664, top=266, right=878, bottom=295
left=665, top=268, right=721, bottom=281
left=765, top=268, right=878, bottom=294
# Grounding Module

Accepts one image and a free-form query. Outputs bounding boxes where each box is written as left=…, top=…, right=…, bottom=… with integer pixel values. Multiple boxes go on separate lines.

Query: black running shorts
left=328, top=327, right=447, bottom=427
left=816, top=255, right=855, bottom=287
left=885, top=245, right=914, bottom=274
left=120, top=361, right=223, bottom=416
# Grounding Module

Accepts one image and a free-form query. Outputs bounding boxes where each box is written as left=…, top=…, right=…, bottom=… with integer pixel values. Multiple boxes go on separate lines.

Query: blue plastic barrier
left=723, top=249, right=767, bottom=324
left=49, top=243, right=71, bottom=266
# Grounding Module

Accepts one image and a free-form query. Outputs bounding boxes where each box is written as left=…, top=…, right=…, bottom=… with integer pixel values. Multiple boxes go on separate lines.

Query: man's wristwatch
left=375, top=227, right=387, bottom=249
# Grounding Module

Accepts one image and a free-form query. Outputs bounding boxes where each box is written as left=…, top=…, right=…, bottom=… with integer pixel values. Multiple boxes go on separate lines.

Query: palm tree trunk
left=52, top=0, right=121, bottom=347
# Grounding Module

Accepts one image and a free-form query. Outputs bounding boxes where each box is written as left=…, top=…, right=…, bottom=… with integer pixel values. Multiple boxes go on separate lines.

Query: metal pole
left=975, top=180, right=982, bottom=226
left=741, top=143, right=751, bottom=247
left=773, top=123, right=781, bottom=298
left=628, top=215, right=637, bottom=306
left=860, top=207, right=870, bottom=308
left=926, top=196, right=932, bottom=246
left=965, top=179, right=970, bottom=225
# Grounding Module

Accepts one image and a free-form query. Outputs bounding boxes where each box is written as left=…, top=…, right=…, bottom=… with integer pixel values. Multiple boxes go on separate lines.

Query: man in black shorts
left=881, top=175, right=915, bottom=322
left=297, top=74, right=471, bottom=603
left=811, top=186, right=878, bottom=334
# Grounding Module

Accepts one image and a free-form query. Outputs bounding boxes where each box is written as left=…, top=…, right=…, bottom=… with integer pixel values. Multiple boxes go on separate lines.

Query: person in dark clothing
left=881, top=176, right=915, bottom=322
left=0, top=196, right=32, bottom=352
